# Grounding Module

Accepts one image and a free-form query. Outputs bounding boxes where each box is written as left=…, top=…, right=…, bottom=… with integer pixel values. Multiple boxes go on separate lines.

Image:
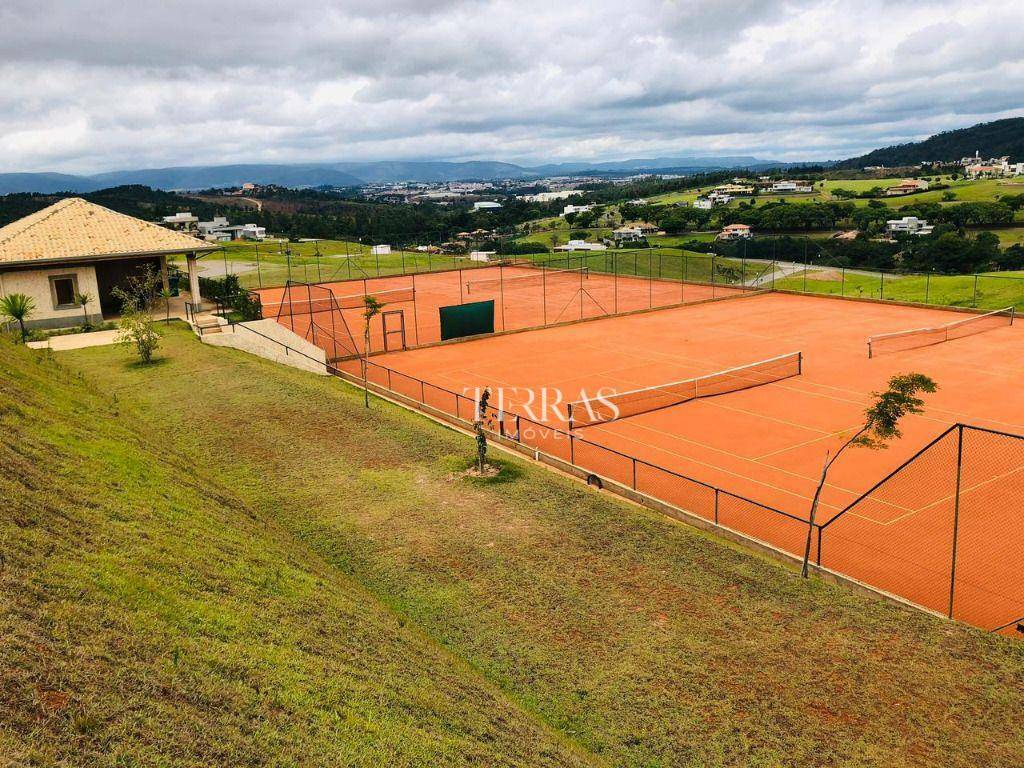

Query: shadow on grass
left=441, top=454, right=524, bottom=485
left=125, top=356, right=172, bottom=371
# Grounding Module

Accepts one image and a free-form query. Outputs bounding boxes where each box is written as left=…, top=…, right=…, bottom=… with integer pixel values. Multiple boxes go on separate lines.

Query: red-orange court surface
left=262, top=271, right=1024, bottom=634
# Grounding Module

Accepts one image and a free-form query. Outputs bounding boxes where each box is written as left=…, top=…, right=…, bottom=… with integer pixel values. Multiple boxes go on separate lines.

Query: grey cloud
left=0, top=0, right=1022, bottom=173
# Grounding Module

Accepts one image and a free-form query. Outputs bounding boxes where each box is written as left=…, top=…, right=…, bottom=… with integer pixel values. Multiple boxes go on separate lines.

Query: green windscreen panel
left=439, top=300, right=495, bottom=341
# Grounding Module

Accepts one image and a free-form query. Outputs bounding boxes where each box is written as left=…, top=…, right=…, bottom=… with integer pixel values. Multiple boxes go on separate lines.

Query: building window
left=50, top=275, right=79, bottom=309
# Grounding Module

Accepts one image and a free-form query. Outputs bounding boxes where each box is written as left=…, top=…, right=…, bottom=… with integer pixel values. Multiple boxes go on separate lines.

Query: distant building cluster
left=161, top=212, right=266, bottom=242
left=517, top=190, right=584, bottom=203
left=959, top=152, right=1024, bottom=178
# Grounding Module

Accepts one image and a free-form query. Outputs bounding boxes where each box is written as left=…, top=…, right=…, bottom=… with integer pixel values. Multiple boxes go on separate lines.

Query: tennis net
left=263, top=286, right=415, bottom=317
left=867, top=306, right=1015, bottom=358
left=567, top=351, right=802, bottom=429
left=466, top=267, right=588, bottom=294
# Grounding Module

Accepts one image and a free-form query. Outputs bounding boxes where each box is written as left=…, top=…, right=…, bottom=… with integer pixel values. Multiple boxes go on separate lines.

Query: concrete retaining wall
left=201, top=319, right=328, bottom=374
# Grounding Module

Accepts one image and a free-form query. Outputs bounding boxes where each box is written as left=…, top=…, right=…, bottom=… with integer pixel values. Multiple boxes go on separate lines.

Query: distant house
left=831, top=230, right=860, bottom=241
left=554, top=239, right=607, bottom=251
left=885, top=179, right=930, bottom=196
left=769, top=180, right=813, bottom=194
left=472, top=201, right=502, bottom=211
left=693, top=197, right=714, bottom=210
left=612, top=227, right=644, bottom=245
left=196, top=217, right=265, bottom=241
left=623, top=221, right=660, bottom=235
left=561, top=204, right=594, bottom=217
left=371, top=244, right=392, bottom=255
left=0, top=198, right=215, bottom=330
left=198, top=216, right=230, bottom=238
left=715, top=184, right=755, bottom=195
left=717, top=223, right=753, bottom=241
left=887, top=216, right=934, bottom=236
left=162, top=212, right=199, bottom=231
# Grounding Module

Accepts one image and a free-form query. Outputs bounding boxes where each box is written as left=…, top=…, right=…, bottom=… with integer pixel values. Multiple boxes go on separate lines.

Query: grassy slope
left=774, top=269, right=1024, bottom=310
left=60, top=325, right=1024, bottom=768
left=0, top=337, right=592, bottom=767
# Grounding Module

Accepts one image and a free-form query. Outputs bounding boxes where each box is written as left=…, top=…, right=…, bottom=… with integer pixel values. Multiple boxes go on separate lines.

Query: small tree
left=116, top=303, right=160, bottom=363
left=0, top=293, right=36, bottom=342
left=361, top=295, right=383, bottom=407
left=475, top=387, right=491, bottom=473
left=801, top=373, right=938, bottom=576
left=74, top=291, right=93, bottom=330
left=112, top=266, right=163, bottom=364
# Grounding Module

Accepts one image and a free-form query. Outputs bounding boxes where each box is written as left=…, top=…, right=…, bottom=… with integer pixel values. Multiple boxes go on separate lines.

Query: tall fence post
left=972, top=275, right=979, bottom=307
left=947, top=425, right=965, bottom=619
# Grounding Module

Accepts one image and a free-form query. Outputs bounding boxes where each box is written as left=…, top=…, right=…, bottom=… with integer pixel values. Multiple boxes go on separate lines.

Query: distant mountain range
left=836, top=117, right=1024, bottom=170
left=0, top=156, right=798, bottom=195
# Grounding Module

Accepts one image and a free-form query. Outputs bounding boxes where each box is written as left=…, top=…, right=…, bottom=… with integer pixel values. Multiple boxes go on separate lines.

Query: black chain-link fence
left=341, top=355, right=1024, bottom=639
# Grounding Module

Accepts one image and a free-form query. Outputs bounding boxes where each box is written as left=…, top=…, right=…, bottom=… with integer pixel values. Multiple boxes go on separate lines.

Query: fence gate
left=382, top=310, right=407, bottom=352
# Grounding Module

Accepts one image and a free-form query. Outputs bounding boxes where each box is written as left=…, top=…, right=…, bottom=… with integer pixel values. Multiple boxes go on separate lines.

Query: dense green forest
left=836, top=117, right=1024, bottom=169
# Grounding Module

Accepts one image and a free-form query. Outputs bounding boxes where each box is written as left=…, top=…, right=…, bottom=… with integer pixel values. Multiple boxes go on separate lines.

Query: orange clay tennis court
left=354, top=290, right=1024, bottom=632
left=253, top=262, right=744, bottom=355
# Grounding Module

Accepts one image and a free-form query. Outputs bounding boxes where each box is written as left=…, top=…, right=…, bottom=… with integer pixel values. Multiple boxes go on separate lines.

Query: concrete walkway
left=27, top=329, right=120, bottom=351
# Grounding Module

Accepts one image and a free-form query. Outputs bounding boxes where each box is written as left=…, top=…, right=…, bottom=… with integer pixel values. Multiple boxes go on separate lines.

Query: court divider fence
left=328, top=355, right=1024, bottom=638
left=223, top=256, right=759, bottom=356
left=199, top=231, right=1024, bottom=314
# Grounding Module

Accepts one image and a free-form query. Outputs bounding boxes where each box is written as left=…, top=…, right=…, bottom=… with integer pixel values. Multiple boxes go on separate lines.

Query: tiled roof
left=0, top=198, right=216, bottom=265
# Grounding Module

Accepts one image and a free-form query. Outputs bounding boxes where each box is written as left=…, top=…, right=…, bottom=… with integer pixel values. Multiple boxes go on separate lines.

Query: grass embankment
left=54, top=325, right=1024, bottom=767
left=0, top=337, right=591, bottom=766
left=775, top=268, right=1024, bottom=310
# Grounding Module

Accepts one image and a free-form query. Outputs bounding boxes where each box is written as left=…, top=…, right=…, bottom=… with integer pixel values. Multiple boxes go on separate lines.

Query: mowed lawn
left=775, top=268, right=1024, bottom=310
left=52, top=324, right=1024, bottom=767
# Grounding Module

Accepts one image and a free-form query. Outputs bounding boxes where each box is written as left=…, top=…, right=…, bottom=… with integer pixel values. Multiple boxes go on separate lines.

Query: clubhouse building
left=0, top=198, right=217, bottom=330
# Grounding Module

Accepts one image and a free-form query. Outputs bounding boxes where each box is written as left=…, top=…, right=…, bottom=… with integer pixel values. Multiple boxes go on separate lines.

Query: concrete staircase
left=193, top=314, right=226, bottom=335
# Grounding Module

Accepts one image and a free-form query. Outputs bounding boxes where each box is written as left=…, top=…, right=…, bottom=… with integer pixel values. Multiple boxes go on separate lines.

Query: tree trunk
left=363, top=326, right=370, bottom=408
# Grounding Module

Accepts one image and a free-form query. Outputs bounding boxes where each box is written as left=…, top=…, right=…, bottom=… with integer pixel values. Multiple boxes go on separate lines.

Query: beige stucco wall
left=0, top=265, right=103, bottom=329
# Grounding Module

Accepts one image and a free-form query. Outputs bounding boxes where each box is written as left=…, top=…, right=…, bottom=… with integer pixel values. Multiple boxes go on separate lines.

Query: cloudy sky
left=1, top=0, right=1022, bottom=174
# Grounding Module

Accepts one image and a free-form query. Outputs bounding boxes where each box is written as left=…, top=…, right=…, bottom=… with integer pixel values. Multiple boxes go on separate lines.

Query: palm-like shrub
left=0, top=293, right=36, bottom=342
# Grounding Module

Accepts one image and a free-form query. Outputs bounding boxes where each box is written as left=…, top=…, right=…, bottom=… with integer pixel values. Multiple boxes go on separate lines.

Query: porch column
left=186, top=252, right=202, bottom=312
left=159, top=255, right=171, bottom=294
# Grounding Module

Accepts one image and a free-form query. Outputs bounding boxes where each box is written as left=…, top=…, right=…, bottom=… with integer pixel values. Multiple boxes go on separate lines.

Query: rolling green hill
left=837, top=117, right=1024, bottom=169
